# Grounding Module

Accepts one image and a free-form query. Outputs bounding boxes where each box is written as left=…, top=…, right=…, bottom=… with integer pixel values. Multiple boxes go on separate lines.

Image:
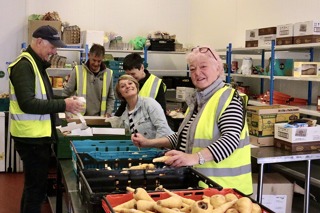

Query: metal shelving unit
left=223, top=41, right=320, bottom=117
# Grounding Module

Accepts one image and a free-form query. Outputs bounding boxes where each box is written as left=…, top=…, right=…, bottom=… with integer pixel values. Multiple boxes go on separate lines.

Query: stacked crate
left=105, top=58, right=125, bottom=113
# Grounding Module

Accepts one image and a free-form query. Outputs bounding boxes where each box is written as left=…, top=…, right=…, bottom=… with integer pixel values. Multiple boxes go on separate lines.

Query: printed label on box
left=261, top=195, right=287, bottom=213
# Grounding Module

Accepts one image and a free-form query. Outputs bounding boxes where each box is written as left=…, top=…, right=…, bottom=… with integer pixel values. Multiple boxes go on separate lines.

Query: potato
left=224, top=193, right=238, bottom=202
left=225, top=208, right=239, bottom=213
left=210, top=194, right=226, bottom=208
left=234, top=197, right=252, bottom=213
left=252, top=203, right=262, bottom=213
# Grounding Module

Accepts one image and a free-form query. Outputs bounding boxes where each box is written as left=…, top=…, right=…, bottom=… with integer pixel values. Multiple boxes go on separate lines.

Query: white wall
left=0, top=1, right=26, bottom=93
left=1, top=0, right=320, bottom=103
left=26, top=0, right=191, bottom=45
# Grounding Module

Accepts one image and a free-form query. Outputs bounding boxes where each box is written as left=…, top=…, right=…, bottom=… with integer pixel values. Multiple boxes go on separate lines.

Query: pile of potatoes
left=111, top=187, right=263, bottom=213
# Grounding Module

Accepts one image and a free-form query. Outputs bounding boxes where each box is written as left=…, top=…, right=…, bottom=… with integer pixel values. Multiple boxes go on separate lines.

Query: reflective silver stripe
left=77, top=65, right=85, bottom=96
left=196, top=163, right=252, bottom=177
left=11, top=113, right=50, bottom=121
left=194, top=137, right=249, bottom=148
left=212, top=88, right=233, bottom=140
left=149, top=77, right=160, bottom=98
left=102, top=70, right=112, bottom=102
left=10, top=94, right=17, bottom=101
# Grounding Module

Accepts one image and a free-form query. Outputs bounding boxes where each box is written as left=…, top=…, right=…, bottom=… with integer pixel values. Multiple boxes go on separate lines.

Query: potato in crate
left=102, top=187, right=275, bottom=213
left=79, top=167, right=223, bottom=213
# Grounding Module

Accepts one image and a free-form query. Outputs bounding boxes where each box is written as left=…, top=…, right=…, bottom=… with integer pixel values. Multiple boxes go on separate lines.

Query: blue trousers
left=14, top=141, right=52, bottom=213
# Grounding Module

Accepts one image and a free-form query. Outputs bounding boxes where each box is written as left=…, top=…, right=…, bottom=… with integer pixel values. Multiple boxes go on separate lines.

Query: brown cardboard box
left=66, top=116, right=109, bottom=126
left=250, top=136, right=274, bottom=147
left=294, top=35, right=320, bottom=44
left=276, top=37, right=294, bottom=45
left=251, top=173, right=293, bottom=213
left=247, top=105, right=299, bottom=138
left=274, top=138, right=320, bottom=152
left=258, top=27, right=277, bottom=36
left=245, top=40, right=258, bottom=47
left=28, top=20, right=62, bottom=45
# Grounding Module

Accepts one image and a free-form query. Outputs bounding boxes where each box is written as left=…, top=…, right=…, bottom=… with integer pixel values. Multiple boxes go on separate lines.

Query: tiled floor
left=0, top=172, right=52, bottom=213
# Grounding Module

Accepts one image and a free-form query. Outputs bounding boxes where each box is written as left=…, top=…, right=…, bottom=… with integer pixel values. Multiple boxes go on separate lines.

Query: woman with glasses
left=131, top=46, right=252, bottom=195
left=115, top=74, right=173, bottom=139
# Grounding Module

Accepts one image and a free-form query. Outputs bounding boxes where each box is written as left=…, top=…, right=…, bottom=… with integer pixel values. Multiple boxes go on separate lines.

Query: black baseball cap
left=32, top=25, right=66, bottom=48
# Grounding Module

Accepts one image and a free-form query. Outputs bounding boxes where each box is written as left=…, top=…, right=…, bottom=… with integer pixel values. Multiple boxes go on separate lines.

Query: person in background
left=114, top=53, right=166, bottom=116
left=8, top=25, right=84, bottom=213
left=131, top=46, right=253, bottom=195
left=115, top=74, right=173, bottom=139
left=62, top=43, right=115, bottom=117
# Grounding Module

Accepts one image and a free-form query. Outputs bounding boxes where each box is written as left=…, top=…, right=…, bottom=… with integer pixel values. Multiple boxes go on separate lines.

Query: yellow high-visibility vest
left=8, top=52, right=51, bottom=138
left=75, top=65, right=112, bottom=116
left=139, top=74, right=165, bottom=98
left=192, top=86, right=253, bottom=195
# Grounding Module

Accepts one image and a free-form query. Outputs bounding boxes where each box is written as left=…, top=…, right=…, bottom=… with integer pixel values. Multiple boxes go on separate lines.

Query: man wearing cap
left=62, top=43, right=115, bottom=117
left=8, top=25, right=84, bottom=213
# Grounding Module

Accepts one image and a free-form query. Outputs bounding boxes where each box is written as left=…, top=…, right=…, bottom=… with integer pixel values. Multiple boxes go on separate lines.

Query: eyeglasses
left=191, top=46, right=217, bottom=61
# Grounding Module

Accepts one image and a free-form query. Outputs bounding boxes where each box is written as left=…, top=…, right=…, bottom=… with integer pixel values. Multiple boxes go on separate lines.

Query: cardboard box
left=294, top=35, right=320, bottom=44
left=250, top=135, right=274, bottom=146
left=258, top=27, right=277, bottom=36
left=274, top=138, right=320, bottom=152
left=274, top=123, right=320, bottom=143
left=251, top=173, right=293, bottom=213
left=245, top=29, right=258, bottom=48
left=65, top=115, right=108, bottom=126
left=245, top=40, right=258, bottom=47
left=82, top=30, right=104, bottom=49
left=276, top=24, right=294, bottom=45
left=277, top=24, right=294, bottom=38
left=176, top=87, right=195, bottom=101
left=246, top=29, right=259, bottom=41
left=28, top=20, right=62, bottom=45
left=293, top=20, right=320, bottom=36
left=247, top=105, right=299, bottom=138
left=258, top=34, right=277, bottom=47
left=293, top=61, right=320, bottom=77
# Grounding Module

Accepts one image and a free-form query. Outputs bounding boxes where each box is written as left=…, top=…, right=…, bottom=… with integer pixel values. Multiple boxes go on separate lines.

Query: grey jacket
left=121, top=96, right=173, bottom=139
left=62, top=64, right=115, bottom=116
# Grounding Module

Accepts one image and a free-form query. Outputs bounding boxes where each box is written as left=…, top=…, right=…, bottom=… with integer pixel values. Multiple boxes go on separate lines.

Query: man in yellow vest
left=62, top=44, right=115, bottom=117
left=8, top=25, right=84, bottom=213
left=114, top=53, right=166, bottom=116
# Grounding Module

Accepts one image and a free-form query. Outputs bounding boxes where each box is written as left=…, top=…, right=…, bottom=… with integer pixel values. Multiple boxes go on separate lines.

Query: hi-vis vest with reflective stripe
left=139, top=74, right=164, bottom=98
left=75, top=65, right=112, bottom=116
left=192, top=86, right=253, bottom=195
left=8, top=52, right=51, bottom=138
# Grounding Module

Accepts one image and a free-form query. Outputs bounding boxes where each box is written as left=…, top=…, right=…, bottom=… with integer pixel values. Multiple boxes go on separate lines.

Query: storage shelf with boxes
left=247, top=105, right=300, bottom=146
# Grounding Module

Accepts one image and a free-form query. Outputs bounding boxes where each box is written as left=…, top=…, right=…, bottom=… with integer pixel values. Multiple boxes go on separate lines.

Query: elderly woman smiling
left=131, top=46, right=252, bottom=195
left=115, top=74, right=173, bottom=139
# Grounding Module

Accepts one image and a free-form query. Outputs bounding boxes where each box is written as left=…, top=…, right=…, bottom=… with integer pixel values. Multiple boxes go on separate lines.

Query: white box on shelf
left=274, top=123, right=320, bottom=143
left=176, top=87, right=195, bottom=101
left=82, top=30, right=104, bottom=49
left=276, top=24, right=294, bottom=38
left=245, top=29, right=259, bottom=41
left=293, top=61, right=320, bottom=77
left=294, top=20, right=320, bottom=36
left=258, top=34, right=277, bottom=47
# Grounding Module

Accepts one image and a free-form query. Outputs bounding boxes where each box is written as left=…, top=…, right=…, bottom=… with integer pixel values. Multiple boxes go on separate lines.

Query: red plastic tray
left=102, top=188, right=274, bottom=213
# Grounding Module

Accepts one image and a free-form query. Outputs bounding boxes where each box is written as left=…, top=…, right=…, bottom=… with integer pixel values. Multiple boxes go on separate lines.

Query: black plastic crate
left=79, top=167, right=223, bottom=213
left=148, top=39, right=175, bottom=51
